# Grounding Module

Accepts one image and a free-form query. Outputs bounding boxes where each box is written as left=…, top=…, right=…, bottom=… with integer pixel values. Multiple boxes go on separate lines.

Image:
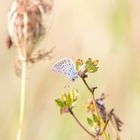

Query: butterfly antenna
left=64, top=80, right=71, bottom=89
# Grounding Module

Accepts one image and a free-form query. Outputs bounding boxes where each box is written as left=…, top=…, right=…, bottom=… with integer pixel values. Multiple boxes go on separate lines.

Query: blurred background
left=0, top=0, right=140, bottom=139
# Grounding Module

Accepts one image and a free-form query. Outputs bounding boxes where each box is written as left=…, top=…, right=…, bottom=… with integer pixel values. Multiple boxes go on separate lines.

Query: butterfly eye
left=72, top=78, right=75, bottom=81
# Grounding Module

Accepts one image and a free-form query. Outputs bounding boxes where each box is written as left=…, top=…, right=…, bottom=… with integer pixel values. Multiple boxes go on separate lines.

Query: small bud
left=76, top=59, right=84, bottom=70
left=87, top=99, right=96, bottom=113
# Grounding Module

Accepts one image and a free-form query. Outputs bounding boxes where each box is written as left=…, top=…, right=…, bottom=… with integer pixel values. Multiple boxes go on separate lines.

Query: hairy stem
left=16, top=59, right=27, bottom=140
left=68, top=108, right=96, bottom=139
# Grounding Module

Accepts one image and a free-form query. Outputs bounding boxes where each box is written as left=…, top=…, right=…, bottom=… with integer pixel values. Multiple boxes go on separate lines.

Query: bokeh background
left=0, top=0, right=140, bottom=140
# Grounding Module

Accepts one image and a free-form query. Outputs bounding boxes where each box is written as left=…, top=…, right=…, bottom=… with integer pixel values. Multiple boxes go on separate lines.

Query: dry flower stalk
left=8, top=0, right=53, bottom=60
left=8, top=0, right=53, bottom=140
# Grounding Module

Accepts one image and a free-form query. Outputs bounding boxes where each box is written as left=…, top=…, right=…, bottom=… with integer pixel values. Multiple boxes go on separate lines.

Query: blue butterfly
left=52, top=58, right=78, bottom=81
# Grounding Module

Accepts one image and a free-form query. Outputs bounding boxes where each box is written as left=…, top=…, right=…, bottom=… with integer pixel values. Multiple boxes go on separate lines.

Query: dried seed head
left=8, top=0, right=53, bottom=60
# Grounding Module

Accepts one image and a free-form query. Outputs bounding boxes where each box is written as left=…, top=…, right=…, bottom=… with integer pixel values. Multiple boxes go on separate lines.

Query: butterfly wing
left=52, top=58, right=78, bottom=81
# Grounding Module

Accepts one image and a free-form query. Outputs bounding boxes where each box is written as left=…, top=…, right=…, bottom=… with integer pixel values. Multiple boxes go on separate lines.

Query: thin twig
left=68, top=108, right=96, bottom=139
left=16, top=59, right=27, bottom=140
left=80, top=76, right=110, bottom=140
left=81, top=76, right=98, bottom=114
left=99, top=119, right=110, bottom=135
left=108, top=109, right=122, bottom=140
left=81, top=76, right=97, bottom=96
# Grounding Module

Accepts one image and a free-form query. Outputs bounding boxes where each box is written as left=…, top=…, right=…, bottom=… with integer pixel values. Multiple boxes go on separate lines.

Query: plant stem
left=109, top=119, right=121, bottom=140
left=103, top=131, right=110, bottom=140
left=99, top=119, right=109, bottom=135
left=16, top=59, right=27, bottom=140
left=81, top=77, right=93, bottom=93
left=68, top=108, right=96, bottom=139
left=81, top=76, right=110, bottom=140
left=81, top=77, right=98, bottom=114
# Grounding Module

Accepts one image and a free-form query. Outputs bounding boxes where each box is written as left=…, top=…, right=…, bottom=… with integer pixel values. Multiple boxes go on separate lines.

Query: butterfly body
left=52, top=58, right=78, bottom=81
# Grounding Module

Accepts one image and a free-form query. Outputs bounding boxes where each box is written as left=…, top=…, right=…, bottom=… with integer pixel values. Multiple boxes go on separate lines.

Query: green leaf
left=70, top=90, right=74, bottom=102
left=87, top=117, right=93, bottom=127
left=75, top=59, right=83, bottom=71
left=55, top=99, right=65, bottom=108
left=87, top=65, right=98, bottom=73
left=85, top=58, right=98, bottom=73
left=66, top=93, right=72, bottom=107
left=71, top=89, right=78, bottom=101
left=92, top=113, right=99, bottom=123
left=75, top=62, right=80, bottom=71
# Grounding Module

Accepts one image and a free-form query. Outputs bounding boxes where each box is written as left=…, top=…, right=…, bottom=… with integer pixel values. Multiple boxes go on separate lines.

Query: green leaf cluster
left=55, top=89, right=79, bottom=114
left=75, top=58, right=99, bottom=76
left=85, top=58, right=99, bottom=73
left=87, top=113, right=100, bottom=128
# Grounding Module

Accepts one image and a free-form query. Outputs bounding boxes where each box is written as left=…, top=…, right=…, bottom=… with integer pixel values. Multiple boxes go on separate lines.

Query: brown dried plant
left=7, top=0, right=53, bottom=140
left=8, top=0, right=53, bottom=59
